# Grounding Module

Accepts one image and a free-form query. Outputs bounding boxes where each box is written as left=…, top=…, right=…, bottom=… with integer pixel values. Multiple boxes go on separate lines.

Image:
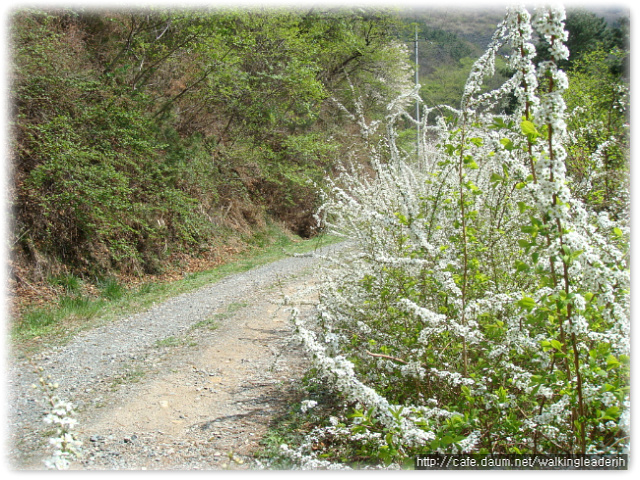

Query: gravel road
left=7, top=243, right=343, bottom=470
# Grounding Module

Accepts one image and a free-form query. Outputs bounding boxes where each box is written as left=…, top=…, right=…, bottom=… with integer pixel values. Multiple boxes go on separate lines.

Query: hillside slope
left=8, top=7, right=410, bottom=302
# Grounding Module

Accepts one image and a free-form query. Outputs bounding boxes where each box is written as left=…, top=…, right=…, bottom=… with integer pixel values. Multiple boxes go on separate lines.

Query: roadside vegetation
left=260, top=5, right=630, bottom=468
left=9, top=5, right=408, bottom=341
left=12, top=224, right=340, bottom=349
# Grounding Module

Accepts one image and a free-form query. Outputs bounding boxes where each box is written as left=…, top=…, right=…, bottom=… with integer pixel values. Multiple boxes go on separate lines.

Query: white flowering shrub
left=34, top=368, right=83, bottom=469
left=291, top=5, right=629, bottom=467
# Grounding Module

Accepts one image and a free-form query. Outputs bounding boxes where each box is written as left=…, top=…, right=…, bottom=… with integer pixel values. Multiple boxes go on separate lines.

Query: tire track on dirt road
left=8, top=243, right=344, bottom=469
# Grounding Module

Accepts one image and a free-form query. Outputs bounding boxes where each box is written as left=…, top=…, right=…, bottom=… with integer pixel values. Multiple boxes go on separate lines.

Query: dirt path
left=8, top=244, right=340, bottom=470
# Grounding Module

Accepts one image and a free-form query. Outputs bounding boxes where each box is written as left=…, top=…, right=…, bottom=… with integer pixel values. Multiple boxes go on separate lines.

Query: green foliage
left=10, top=6, right=409, bottom=286
left=20, top=100, right=212, bottom=274
left=420, top=57, right=476, bottom=108
left=564, top=47, right=629, bottom=218
left=563, top=9, right=628, bottom=68
left=420, top=56, right=510, bottom=113
left=98, top=277, right=125, bottom=301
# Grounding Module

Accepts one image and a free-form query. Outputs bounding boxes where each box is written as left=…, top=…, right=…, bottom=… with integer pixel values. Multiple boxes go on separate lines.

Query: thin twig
left=365, top=350, right=407, bottom=365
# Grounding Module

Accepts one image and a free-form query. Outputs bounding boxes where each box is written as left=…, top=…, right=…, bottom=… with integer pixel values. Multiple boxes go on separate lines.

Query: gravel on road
left=7, top=243, right=344, bottom=470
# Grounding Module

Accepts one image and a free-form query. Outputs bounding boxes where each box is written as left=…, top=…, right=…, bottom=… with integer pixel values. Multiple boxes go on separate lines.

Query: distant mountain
left=399, top=4, right=630, bottom=52
left=586, top=6, right=631, bottom=26
left=399, top=6, right=505, bottom=51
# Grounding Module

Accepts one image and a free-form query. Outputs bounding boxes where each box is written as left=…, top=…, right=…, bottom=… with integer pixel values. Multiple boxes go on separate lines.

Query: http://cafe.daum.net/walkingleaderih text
left=414, top=454, right=628, bottom=470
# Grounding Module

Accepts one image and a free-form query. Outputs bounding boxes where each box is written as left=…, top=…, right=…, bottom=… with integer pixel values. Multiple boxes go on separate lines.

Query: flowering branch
left=287, top=3, right=629, bottom=467
left=33, top=367, right=83, bottom=469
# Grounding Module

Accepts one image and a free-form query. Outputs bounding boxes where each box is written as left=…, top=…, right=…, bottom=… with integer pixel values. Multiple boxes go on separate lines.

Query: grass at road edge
left=10, top=227, right=342, bottom=353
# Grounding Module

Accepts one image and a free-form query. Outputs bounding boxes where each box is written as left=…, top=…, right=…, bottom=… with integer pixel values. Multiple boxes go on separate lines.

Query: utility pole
left=415, top=24, right=420, bottom=158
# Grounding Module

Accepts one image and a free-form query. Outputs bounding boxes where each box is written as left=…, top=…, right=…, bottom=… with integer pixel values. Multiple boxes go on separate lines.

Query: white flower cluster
left=505, top=5, right=539, bottom=116
left=290, top=4, right=629, bottom=465
left=530, top=7, right=572, bottom=222
left=293, top=308, right=439, bottom=448
left=300, top=399, right=318, bottom=413
left=33, top=370, right=83, bottom=469
left=533, top=5, right=569, bottom=62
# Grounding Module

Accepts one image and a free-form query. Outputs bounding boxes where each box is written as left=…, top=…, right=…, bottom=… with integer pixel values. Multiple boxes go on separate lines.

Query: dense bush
left=17, top=88, right=214, bottom=275
left=288, top=5, right=629, bottom=468
left=10, top=7, right=411, bottom=282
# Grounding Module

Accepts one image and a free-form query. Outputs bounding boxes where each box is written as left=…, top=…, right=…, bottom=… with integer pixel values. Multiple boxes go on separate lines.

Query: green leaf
left=441, top=435, right=455, bottom=446
left=463, top=155, right=479, bottom=169
left=492, top=118, right=507, bottom=129
left=606, top=354, right=621, bottom=370
left=521, top=120, right=539, bottom=137
left=490, top=172, right=503, bottom=183
left=500, top=138, right=515, bottom=151
left=604, top=405, right=620, bottom=419
left=394, top=212, right=409, bottom=225
left=550, top=339, right=563, bottom=351
left=517, top=297, right=536, bottom=311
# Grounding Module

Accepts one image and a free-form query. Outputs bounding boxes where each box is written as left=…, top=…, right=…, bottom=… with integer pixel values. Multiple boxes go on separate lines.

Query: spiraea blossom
left=33, top=369, right=83, bottom=469
left=285, top=4, right=629, bottom=468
